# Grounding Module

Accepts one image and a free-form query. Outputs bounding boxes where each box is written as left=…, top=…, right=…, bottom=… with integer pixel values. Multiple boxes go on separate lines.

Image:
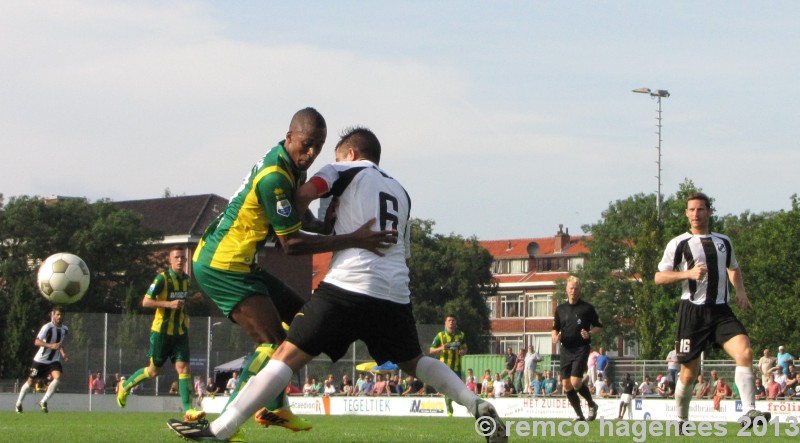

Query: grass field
left=0, top=412, right=795, bottom=442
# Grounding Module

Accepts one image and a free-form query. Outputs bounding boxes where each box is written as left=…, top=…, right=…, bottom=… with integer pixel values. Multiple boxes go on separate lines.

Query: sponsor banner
left=503, top=397, right=621, bottom=419
left=287, top=396, right=330, bottom=415
left=329, top=396, right=447, bottom=416
left=634, top=398, right=800, bottom=422
left=210, top=395, right=800, bottom=423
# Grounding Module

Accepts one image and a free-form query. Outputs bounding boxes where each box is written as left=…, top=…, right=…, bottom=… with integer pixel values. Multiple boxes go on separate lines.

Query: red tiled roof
left=480, top=236, right=589, bottom=258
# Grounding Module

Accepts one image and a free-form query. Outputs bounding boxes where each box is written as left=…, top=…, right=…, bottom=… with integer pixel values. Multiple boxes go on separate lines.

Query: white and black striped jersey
left=657, top=232, right=738, bottom=305
left=33, top=321, right=68, bottom=364
left=311, top=160, right=411, bottom=304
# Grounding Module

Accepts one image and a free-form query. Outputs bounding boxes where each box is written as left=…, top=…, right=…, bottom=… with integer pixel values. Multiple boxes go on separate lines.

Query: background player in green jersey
left=191, top=108, right=397, bottom=432
left=117, top=246, right=204, bottom=421
left=430, top=315, right=467, bottom=416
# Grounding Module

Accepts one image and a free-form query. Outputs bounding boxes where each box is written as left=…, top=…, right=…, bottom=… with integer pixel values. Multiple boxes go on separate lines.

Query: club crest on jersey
left=717, top=243, right=726, bottom=253
left=277, top=199, right=292, bottom=217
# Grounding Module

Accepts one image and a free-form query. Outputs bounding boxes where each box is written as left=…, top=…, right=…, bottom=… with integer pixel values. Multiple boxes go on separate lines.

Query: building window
left=536, top=257, right=569, bottom=272
left=495, top=335, right=524, bottom=354
left=568, top=257, right=585, bottom=271
left=527, top=293, right=552, bottom=318
left=486, top=296, right=497, bottom=319
left=526, top=333, right=553, bottom=355
left=492, top=259, right=529, bottom=275
left=500, top=294, right=524, bottom=318
left=624, top=338, right=638, bottom=358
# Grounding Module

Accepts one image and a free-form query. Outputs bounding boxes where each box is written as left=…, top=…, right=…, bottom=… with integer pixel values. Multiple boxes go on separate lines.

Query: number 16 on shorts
left=677, top=339, right=691, bottom=354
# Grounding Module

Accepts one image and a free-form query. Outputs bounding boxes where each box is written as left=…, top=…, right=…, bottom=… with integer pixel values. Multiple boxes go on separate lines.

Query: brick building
left=481, top=225, right=587, bottom=356
left=116, top=194, right=312, bottom=296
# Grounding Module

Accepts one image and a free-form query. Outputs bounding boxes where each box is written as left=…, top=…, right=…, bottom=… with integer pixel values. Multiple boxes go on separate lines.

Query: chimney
left=554, top=224, right=570, bottom=253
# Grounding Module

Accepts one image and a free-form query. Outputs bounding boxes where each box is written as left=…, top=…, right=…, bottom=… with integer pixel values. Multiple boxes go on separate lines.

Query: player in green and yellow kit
left=117, top=246, right=205, bottom=422
left=192, top=107, right=397, bottom=432
left=430, top=315, right=467, bottom=416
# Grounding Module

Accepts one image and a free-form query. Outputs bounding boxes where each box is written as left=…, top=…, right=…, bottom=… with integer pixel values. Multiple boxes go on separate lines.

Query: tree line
left=574, top=179, right=800, bottom=360
left=0, top=195, right=496, bottom=379
left=3, top=183, right=795, bottom=379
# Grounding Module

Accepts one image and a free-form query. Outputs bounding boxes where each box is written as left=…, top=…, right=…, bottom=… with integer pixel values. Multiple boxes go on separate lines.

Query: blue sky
left=2, top=1, right=798, bottom=240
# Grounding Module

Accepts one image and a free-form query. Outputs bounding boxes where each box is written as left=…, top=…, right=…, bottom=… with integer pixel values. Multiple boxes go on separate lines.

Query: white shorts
left=620, top=393, right=632, bottom=404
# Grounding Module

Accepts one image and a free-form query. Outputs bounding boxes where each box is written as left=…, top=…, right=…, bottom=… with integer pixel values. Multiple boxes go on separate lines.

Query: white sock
left=210, top=359, right=292, bottom=439
left=16, top=381, right=31, bottom=405
left=41, top=379, right=59, bottom=403
left=735, top=366, right=756, bottom=411
left=674, top=379, right=692, bottom=421
left=415, top=356, right=480, bottom=416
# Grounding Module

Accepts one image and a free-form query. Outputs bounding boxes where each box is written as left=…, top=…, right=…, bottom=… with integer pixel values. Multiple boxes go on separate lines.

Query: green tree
left=577, top=180, right=706, bottom=358
left=0, top=195, right=162, bottom=378
left=408, top=219, right=496, bottom=353
left=722, top=195, right=800, bottom=352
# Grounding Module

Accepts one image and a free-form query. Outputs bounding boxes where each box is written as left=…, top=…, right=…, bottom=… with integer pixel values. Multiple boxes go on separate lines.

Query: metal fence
left=0, top=311, right=753, bottom=396
left=0, top=313, right=442, bottom=395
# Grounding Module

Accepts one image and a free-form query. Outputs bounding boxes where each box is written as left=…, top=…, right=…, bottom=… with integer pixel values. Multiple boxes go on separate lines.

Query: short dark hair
left=52, top=305, right=64, bottom=314
left=290, top=107, right=326, bottom=130
left=445, top=314, right=457, bottom=321
left=336, top=126, right=381, bottom=163
left=687, top=192, right=712, bottom=209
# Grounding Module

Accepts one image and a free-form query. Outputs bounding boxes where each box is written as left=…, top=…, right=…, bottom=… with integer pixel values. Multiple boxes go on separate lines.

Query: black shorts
left=675, top=300, right=747, bottom=364
left=286, top=282, right=422, bottom=364
left=559, top=345, right=590, bottom=379
left=27, top=361, right=63, bottom=380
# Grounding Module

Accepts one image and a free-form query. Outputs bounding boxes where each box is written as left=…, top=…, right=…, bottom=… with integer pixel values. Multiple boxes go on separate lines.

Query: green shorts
left=192, top=261, right=305, bottom=320
left=148, top=331, right=190, bottom=367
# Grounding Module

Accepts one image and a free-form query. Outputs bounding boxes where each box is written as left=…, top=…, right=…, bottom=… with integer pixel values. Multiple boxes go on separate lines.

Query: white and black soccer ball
left=37, top=253, right=90, bottom=304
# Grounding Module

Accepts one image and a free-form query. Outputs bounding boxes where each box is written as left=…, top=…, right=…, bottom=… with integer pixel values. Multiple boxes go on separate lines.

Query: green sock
left=222, top=343, right=277, bottom=412
left=122, top=367, right=152, bottom=392
left=179, top=373, right=193, bottom=412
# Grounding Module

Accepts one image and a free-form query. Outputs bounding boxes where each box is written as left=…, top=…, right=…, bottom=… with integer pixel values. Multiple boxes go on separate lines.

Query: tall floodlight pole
left=633, top=87, right=670, bottom=218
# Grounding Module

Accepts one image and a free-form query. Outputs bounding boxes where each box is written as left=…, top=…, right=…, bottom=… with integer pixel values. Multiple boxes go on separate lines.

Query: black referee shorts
left=559, top=345, right=590, bottom=380
left=286, top=282, right=422, bottom=365
left=675, top=300, right=748, bottom=364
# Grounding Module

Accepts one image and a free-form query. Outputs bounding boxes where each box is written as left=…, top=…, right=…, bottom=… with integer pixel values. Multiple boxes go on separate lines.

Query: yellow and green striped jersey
left=431, top=329, right=466, bottom=373
left=193, top=142, right=306, bottom=273
left=146, top=269, right=191, bottom=336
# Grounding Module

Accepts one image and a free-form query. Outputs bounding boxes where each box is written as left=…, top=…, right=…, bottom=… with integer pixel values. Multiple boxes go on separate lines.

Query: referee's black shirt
left=553, top=299, right=602, bottom=349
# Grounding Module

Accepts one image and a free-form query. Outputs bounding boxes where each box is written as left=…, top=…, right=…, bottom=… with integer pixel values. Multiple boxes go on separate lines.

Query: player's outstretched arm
left=278, top=218, right=397, bottom=256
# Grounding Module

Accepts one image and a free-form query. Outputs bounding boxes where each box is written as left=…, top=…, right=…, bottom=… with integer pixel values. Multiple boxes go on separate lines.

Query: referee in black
left=552, top=276, right=602, bottom=421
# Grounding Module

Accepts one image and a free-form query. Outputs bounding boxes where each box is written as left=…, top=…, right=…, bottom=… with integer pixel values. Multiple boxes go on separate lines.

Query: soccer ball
left=37, top=253, right=90, bottom=304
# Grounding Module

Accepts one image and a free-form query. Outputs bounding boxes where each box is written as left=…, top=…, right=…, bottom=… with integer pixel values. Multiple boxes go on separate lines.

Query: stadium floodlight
left=633, top=86, right=670, bottom=218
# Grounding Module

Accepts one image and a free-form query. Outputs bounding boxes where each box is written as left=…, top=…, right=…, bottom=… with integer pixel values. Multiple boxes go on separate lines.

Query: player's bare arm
left=142, top=296, right=184, bottom=310
left=728, top=267, right=752, bottom=311
left=294, top=181, right=319, bottom=218
left=278, top=218, right=397, bottom=256
left=295, top=181, right=337, bottom=234
left=654, top=262, right=707, bottom=285
left=551, top=330, right=560, bottom=344
left=35, top=338, right=61, bottom=350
